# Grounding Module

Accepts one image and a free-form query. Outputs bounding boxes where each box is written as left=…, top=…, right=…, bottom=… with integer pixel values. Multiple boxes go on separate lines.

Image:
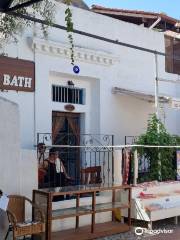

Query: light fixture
left=67, top=80, right=74, bottom=88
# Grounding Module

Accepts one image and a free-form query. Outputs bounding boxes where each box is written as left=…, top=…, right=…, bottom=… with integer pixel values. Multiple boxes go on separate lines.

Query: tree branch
left=2, top=0, right=43, bottom=12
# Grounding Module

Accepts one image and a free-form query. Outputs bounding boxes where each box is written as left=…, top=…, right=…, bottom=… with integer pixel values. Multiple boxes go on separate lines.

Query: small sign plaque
left=64, top=104, right=75, bottom=111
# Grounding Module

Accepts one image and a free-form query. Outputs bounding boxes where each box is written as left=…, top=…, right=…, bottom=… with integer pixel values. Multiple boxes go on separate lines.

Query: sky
left=84, top=0, right=180, bottom=19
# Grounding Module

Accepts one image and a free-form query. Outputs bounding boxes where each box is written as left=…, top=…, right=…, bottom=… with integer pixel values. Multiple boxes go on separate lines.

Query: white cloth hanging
left=55, top=158, right=64, bottom=173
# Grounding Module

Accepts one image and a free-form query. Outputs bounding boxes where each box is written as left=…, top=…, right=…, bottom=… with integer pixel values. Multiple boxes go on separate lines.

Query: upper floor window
left=52, top=85, right=85, bottom=105
left=165, top=35, right=180, bottom=75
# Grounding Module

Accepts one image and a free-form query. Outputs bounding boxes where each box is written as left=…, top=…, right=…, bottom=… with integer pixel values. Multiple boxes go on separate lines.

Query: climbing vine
left=65, top=0, right=74, bottom=65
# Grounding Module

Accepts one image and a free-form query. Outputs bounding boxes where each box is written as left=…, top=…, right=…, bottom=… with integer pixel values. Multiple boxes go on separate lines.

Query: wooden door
left=52, top=112, right=81, bottom=183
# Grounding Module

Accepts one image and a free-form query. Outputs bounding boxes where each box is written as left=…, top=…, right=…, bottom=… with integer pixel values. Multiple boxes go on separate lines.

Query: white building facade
left=1, top=1, right=180, bottom=232
left=0, top=1, right=179, bottom=149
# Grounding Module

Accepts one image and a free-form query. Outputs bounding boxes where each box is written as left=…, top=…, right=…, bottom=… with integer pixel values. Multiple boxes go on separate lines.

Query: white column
left=114, top=150, right=123, bottom=184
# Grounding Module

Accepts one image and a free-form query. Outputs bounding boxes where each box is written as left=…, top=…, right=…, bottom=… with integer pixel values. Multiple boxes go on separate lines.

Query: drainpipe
left=149, top=17, right=161, bottom=30
left=154, top=52, right=159, bottom=121
left=154, top=52, right=162, bottom=181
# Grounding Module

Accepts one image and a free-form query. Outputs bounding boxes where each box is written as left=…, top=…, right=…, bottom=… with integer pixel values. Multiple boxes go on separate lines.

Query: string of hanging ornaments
left=64, top=0, right=80, bottom=74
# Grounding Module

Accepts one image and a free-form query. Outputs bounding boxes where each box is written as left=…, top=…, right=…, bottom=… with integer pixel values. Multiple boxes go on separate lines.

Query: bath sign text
left=0, top=56, right=35, bottom=92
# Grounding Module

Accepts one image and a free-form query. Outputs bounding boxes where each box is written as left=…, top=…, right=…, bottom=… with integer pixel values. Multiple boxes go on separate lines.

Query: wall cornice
left=31, top=38, right=118, bottom=66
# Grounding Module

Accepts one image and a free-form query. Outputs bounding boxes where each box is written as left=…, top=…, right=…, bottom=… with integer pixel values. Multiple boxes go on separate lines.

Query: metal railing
left=37, top=133, right=114, bottom=189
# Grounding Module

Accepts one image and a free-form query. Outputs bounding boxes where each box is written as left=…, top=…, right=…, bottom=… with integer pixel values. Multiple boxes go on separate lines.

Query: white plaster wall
left=0, top=97, right=37, bottom=197
left=0, top=97, right=21, bottom=194
left=20, top=149, right=37, bottom=198
left=0, top=0, right=179, bottom=149
left=0, top=91, right=35, bottom=149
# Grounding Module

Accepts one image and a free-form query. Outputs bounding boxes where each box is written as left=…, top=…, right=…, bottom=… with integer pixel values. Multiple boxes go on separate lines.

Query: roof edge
left=91, top=5, right=179, bottom=24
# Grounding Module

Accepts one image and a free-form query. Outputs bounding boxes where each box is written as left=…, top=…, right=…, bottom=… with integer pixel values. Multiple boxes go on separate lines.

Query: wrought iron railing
left=37, top=133, right=113, bottom=147
left=37, top=133, right=114, bottom=189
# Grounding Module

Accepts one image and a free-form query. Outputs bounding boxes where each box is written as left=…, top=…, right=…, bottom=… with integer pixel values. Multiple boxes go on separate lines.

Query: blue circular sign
left=73, top=65, right=80, bottom=74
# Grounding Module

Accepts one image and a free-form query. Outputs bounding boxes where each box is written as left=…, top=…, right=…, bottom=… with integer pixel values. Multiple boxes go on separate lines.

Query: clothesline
left=42, top=144, right=180, bottom=149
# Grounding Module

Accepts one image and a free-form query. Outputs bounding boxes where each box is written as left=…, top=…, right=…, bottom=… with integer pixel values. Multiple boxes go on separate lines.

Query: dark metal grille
left=52, top=85, right=84, bottom=105
left=37, top=133, right=114, bottom=189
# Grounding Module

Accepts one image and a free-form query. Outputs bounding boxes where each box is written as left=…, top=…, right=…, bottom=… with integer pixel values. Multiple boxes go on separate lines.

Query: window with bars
left=52, top=85, right=85, bottom=105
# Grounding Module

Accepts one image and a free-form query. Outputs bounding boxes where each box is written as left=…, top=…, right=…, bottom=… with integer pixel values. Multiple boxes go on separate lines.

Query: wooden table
left=33, top=183, right=131, bottom=240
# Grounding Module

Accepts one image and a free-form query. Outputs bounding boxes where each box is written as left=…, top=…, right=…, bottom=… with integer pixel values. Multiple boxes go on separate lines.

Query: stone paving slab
left=97, top=220, right=179, bottom=240
left=97, top=230, right=176, bottom=240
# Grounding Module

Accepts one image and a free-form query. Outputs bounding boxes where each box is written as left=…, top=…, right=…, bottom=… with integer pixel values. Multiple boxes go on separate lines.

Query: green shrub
left=135, top=114, right=176, bottom=182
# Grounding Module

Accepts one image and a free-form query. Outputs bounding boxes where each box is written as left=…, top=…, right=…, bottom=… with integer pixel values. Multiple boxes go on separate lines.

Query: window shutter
left=173, top=38, right=180, bottom=74
left=165, top=36, right=174, bottom=73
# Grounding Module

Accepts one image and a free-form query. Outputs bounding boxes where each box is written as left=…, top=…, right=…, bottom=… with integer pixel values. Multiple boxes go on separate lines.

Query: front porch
left=36, top=133, right=128, bottom=237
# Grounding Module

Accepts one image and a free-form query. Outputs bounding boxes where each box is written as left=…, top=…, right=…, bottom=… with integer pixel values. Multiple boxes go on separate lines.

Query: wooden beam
left=3, top=0, right=42, bottom=12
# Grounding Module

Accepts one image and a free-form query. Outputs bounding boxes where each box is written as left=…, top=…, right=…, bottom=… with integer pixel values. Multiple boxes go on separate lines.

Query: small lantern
left=67, top=80, right=75, bottom=88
